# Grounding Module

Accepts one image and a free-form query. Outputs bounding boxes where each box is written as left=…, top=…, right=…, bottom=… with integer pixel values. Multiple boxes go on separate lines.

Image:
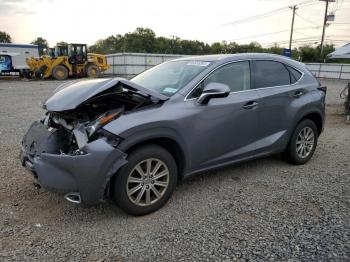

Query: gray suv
left=20, top=53, right=326, bottom=215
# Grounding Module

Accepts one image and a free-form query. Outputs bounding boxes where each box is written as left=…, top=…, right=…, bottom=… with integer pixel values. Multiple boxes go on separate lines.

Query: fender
left=288, top=106, right=324, bottom=141
left=116, top=127, right=191, bottom=173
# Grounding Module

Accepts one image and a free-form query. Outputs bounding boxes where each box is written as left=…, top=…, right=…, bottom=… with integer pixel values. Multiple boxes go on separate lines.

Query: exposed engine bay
left=39, top=82, right=162, bottom=155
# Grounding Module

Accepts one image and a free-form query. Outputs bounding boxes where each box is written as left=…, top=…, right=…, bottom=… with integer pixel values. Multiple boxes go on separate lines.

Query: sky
left=0, top=0, right=349, bottom=48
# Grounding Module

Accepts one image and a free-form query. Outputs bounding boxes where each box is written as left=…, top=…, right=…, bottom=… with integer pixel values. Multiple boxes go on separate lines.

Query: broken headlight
left=85, top=109, right=122, bottom=138
left=94, top=129, right=122, bottom=148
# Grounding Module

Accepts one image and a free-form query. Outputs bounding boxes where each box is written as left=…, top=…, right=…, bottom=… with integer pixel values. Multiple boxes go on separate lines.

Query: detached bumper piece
left=20, top=121, right=127, bottom=205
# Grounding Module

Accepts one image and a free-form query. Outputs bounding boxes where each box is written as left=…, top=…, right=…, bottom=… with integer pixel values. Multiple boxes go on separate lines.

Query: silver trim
left=184, top=58, right=305, bottom=102
left=64, top=192, right=81, bottom=204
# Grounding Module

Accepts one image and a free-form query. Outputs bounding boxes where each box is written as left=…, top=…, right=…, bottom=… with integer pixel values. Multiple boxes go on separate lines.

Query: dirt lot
left=0, top=78, right=349, bottom=261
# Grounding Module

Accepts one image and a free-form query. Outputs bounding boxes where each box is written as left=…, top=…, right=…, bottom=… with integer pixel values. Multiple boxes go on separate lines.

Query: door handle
left=293, top=91, right=304, bottom=98
left=242, top=101, right=258, bottom=109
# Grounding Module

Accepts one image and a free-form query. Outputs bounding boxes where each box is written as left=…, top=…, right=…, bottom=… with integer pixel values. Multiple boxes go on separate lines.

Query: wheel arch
left=116, top=127, right=189, bottom=179
left=106, top=134, right=187, bottom=201
left=297, top=111, right=324, bottom=136
left=121, top=136, right=187, bottom=180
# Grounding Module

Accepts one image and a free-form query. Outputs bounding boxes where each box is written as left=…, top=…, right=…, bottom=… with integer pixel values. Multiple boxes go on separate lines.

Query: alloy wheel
left=296, top=126, right=315, bottom=159
left=126, top=158, right=169, bottom=206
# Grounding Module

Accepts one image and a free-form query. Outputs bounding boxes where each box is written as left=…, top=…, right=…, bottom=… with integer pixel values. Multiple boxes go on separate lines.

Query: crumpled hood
left=44, top=77, right=168, bottom=112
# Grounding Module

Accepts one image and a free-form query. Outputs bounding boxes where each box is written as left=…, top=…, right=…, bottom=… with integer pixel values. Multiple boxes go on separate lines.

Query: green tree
left=266, top=43, right=283, bottom=55
left=88, top=27, right=341, bottom=63
left=31, top=37, right=49, bottom=56
left=210, top=42, right=226, bottom=54
left=299, top=45, right=319, bottom=62
left=321, top=44, right=335, bottom=62
left=56, top=41, right=68, bottom=46
left=123, top=27, right=156, bottom=53
left=0, top=31, right=12, bottom=43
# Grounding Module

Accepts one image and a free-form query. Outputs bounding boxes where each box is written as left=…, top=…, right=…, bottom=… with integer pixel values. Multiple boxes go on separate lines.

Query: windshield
left=131, top=60, right=211, bottom=96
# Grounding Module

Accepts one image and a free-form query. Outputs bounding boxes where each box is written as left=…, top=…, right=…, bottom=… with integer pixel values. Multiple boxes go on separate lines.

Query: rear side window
left=254, top=60, right=291, bottom=88
left=287, top=66, right=302, bottom=84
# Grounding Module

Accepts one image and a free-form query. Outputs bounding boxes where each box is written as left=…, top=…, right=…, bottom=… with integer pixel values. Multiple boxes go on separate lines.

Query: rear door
left=252, top=60, right=304, bottom=153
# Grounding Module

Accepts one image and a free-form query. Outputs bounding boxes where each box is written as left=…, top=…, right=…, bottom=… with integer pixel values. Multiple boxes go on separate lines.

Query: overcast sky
left=1, top=0, right=349, bottom=48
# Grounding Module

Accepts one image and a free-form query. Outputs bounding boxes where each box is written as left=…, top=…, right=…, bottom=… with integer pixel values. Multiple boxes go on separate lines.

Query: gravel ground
left=0, top=78, right=349, bottom=261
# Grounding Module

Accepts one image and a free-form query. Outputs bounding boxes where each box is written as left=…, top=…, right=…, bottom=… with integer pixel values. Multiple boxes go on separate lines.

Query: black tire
left=284, top=119, right=318, bottom=165
left=86, top=64, right=101, bottom=78
left=34, top=65, right=48, bottom=79
left=22, top=69, right=32, bottom=79
left=112, top=145, right=178, bottom=216
left=52, top=65, right=68, bottom=80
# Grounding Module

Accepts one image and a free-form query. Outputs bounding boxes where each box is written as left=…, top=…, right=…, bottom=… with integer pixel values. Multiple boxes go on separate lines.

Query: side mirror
left=197, top=82, right=230, bottom=104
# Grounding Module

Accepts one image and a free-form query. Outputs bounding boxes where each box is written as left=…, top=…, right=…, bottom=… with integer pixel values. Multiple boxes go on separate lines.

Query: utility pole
left=320, top=0, right=334, bottom=60
left=289, top=5, right=297, bottom=51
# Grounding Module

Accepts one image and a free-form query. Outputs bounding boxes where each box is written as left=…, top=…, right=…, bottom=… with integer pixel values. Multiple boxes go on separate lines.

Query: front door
left=184, top=61, right=261, bottom=171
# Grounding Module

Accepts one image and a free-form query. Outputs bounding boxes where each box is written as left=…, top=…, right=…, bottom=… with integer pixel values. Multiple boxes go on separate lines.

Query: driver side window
left=189, top=61, right=251, bottom=99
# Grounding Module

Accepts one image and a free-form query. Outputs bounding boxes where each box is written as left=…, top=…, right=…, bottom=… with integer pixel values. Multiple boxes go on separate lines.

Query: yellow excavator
left=26, top=43, right=109, bottom=80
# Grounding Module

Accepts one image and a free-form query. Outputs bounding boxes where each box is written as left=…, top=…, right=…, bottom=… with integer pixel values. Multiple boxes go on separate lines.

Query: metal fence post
left=112, top=55, right=115, bottom=76
left=340, top=64, right=343, bottom=80
left=318, top=63, right=322, bottom=78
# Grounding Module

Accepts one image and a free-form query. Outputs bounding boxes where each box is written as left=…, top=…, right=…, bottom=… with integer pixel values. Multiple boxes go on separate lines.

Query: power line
left=294, top=30, right=318, bottom=37
left=229, top=26, right=321, bottom=41
left=221, top=0, right=318, bottom=27
left=327, top=27, right=350, bottom=31
left=261, top=37, right=348, bottom=47
left=295, top=12, right=322, bottom=26
left=220, top=0, right=346, bottom=51
left=261, top=36, right=328, bottom=44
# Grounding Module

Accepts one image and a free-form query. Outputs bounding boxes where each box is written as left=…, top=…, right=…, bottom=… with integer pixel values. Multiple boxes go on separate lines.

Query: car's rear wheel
left=112, top=145, right=177, bottom=216
left=284, top=119, right=318, bottom=165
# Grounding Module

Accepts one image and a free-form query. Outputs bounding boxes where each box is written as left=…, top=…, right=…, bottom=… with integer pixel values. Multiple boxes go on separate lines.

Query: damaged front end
left=20, top=78, right=167, bottom=205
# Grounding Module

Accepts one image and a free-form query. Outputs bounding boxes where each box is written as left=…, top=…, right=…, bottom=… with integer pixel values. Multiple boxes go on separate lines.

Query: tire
left=22, top=69, right=31, bottom=79
left=52, top=65, right=68, bottom=80
left=284, top=119, right=318, bottom=165
left=112, top=145, right=178, bottom=216
left=86, top=64, right=101, bottom=78
left=34, top=65, right=48, bottom=79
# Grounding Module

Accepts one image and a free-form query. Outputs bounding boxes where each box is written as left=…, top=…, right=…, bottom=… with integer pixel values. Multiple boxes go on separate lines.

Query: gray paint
left=44, top=77, right=168, bottom=111
left=21, top=53, right=325, bottom=204
left=104, top=53, right=324, bottom=176
left=21, top=132, right=127, bottom=204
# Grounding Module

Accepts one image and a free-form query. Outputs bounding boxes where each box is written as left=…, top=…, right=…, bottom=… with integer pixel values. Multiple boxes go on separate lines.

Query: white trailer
left=0, top=43, right=39, bottom=75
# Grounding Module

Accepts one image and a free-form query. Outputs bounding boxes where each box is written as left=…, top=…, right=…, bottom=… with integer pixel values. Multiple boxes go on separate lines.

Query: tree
left=124, top=27, right=156, bottom=53
left=31, top=37, right=49, bottom=56
left=56, top=41, right=68, bottom=46
left=0, top=31, right=12, bottom=43
left=299, top=45, right=319, bottom=62
left=321, top=44, right=335, bottom=62
left=266, top=43, right=283, bottom=56
left=87, top=27, right=344, bottom=63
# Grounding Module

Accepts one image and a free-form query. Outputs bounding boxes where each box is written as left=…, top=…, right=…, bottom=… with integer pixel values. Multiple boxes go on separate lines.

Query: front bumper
left=20, top=121, right=127, bottom=205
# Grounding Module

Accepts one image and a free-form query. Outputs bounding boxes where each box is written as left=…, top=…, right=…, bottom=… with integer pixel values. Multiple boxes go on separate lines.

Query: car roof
left=173, top=53, right=306, bottom=70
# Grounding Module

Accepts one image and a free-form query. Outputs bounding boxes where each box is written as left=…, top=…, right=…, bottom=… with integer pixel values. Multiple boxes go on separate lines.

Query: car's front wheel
left=112, top=145, right=178, bottom=216
left=284, top=119, right=318, bottom=165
